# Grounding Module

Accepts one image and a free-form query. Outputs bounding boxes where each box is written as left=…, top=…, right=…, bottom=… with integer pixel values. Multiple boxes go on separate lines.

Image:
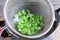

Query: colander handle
left=55, top=8, right=60, bottom=22
left=0, top=26, right=7, bottom=36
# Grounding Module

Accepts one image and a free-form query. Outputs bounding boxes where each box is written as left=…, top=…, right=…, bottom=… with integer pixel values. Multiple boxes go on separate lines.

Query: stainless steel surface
left=4, top=0, right=55, bottom=39
left=0, top=0, right=60, bottom=40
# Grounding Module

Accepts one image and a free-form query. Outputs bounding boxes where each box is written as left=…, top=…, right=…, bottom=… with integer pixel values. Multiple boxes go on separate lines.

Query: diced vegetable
left=14, top=9, right=44, bottom=35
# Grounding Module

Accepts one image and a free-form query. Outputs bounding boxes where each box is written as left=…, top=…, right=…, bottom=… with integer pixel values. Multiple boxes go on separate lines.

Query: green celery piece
left=37, top=20, right=40, bottom=24
left=20, top=16, right=27, bottom=20
left=29, top=27, right=37, bottom=35
left=39, top=16, right=43, bottom=21
left=26, top=9, right=31, bottom=14
left=20, top=29, right=27, bottom=34
left=27, top=29, right=31, bottom=35
left=27, top=14, right=34, bottom=18
left=16, top=9, right=44, bottom=35
left=27, top=28, right=35, bottom=35
left=35, top=27, right=41, bottom=31
left=39, top=22, right=43, bottom=26
left=17, top=24, right=24, bottom=29
left=31, top=17, right=34, bottom=21
left=17, top=11, right=22, bottom=16
left=28, top=23, right=31, bottom=28
left=21, top=10, right=26, bottom=15
left=26, top=23, right=29, bottom=28
left=18, top=29, right=22, bottom=32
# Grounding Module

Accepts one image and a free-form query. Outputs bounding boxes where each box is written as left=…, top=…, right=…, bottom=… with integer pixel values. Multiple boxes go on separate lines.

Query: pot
left=1, top=0, right=60, bottom=39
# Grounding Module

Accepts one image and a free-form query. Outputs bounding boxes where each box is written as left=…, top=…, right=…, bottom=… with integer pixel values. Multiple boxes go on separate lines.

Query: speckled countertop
left=0, top=0, right=60, bottom=40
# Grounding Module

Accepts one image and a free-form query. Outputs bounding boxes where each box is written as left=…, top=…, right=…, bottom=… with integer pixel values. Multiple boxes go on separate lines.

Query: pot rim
left=3, top=0, right=55, bottom=39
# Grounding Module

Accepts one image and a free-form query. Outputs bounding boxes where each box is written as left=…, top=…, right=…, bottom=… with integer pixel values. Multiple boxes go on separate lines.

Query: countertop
left=54, top=24, right=60, bottom=40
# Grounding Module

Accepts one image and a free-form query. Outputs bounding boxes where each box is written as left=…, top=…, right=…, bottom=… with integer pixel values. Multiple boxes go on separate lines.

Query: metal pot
left=2, top=0, right=59, bottom=39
